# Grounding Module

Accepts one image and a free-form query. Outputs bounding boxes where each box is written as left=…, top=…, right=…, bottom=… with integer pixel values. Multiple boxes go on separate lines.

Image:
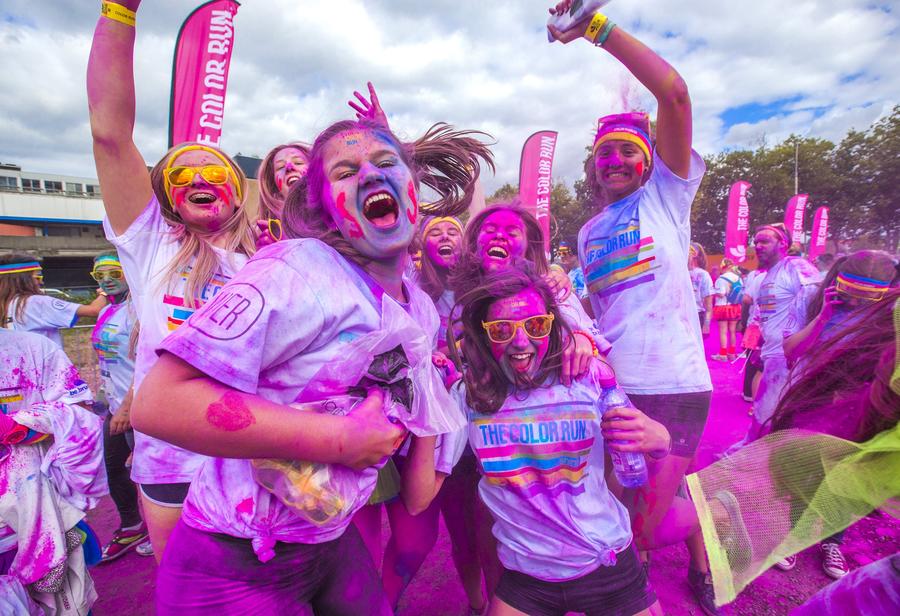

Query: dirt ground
left=61, top=325, right=898, bottom=615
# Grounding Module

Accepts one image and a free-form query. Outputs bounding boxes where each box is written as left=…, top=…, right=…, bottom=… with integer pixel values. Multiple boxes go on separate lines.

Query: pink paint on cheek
left=406, top=181, right=418, bottom=224
left=635, top=161, right=644, bottom=176
left=205, top=391, right=256, bottom=431
left=236, top=497, right=254, bottom=515
left=335, top=191, right=364, bottom=239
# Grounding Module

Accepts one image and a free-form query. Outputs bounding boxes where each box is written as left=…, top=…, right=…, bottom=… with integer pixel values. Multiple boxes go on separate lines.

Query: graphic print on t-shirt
left=162, top=267, right=231, bottom=331
left=0, top=386, right=23, bottom=413
left=92, top=315, right=122, bottom=377
left=582, top=216, right=657, bottom=297
left=473, top=400, right=596, bottom=498
left=758, top=282, right=777, bottom=322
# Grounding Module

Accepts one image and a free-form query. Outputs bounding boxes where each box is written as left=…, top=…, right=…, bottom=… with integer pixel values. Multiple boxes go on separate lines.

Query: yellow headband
left=422, top=216, right=463, bottom=237
left=592, top=131, right=652, bottom=163
left=163, top=144, right=243, bottom=206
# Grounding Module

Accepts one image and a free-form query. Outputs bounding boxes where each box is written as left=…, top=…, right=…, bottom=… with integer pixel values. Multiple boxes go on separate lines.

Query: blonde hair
left=149, top=143, right=256, bottom=308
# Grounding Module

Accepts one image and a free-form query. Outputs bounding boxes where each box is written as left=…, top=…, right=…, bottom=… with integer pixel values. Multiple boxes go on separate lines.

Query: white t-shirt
left=578, top=151, right=711, bottom=394
left=689, top=267, right=714, bottom=313
left=4, top=295, right=79, bottom=348
left=442, top=364, right=632, bottom=581
left=159, top=239, right=462, bottom=557
left=756, top=257, right=820, bottom=361
left=91, top=299, right=137, bottom=413
left=713, top=271, right=741, bottom=307
left=433, top=288, right=459, bottom=351
left=103, top=197, right=249, bottom=484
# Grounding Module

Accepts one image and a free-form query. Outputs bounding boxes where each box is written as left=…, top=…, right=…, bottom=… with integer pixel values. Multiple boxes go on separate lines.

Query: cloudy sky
left=1, top=1, right=897, bottom=193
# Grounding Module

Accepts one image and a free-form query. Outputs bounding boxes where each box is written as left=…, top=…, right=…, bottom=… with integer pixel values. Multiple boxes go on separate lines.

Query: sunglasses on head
left=90, top=269, right=124, bottom=282
left=481, top=314, right=554, bottom=344
left=166, top=165, right=232, bottom=187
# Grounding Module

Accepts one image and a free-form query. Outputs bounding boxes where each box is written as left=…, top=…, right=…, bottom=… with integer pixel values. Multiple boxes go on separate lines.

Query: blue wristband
left=596, top=20, right=617, bottom=46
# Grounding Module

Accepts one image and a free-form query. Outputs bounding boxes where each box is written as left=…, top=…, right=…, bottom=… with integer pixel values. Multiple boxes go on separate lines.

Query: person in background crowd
left=813, top=253, right=835, bottom=283
left=712, top=258, right=743, bottom=361
left=689, top=243, right=714, bottom=337
left=1, top=253, right=108, bottom=348
left=557, top=239, right=588, bottom=300
left=89, top=251, right=151, bottom=562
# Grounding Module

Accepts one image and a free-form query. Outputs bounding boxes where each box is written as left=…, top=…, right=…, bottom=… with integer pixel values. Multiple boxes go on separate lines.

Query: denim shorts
left=495, top=544, right=656, bottom=616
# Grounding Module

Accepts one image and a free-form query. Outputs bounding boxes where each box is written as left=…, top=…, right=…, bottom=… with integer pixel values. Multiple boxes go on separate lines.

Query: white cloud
left=0, top=0, right=896, bottom=194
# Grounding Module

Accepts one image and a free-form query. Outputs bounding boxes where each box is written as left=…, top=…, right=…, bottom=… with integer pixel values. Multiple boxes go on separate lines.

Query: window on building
left=85, top=184, right=102, bottom=197
left=22, top=178, right=41, bottom=192
left=0, top=176, right=17, bottom=191
left=44, top=181, right=63, bottom=193
left=65, top=182, right=84, bottom=195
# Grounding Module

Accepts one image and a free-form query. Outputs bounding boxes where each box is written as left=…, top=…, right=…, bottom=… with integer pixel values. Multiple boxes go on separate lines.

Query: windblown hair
left=689, top=242, right=708, bottom=270
left=0, top=252, right=42, bottom=325
left=257, top=142, right=311, bottom=220
left=449, top=266, right=569, bottom=414
left=449, top=201, right=548, bottom=300
left=282, top=119, right=494, bottom=268
left=805, top=250, right=899, bottom=323
left=149, top=142, right=257, bottom=309
left=771, top=289, right=900, bottom=442
left=416, top=215, right=462, bottom=302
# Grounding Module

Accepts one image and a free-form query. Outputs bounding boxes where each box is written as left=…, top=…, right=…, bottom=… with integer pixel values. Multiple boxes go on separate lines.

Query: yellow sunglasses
left=166, top=165, right=231, bottom=187
left=90, top=269, right=125, bottom=282
left=481, top=314, right=554, bottom=344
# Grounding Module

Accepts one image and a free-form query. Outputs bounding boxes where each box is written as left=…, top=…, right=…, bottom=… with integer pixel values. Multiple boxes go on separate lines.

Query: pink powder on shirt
left=236, top=497, right=254, bottom=515
left=205, top=391, right=256, bottom=432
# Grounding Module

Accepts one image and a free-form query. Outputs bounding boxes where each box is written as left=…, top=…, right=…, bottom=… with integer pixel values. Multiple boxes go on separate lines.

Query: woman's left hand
left=601, top=406, right=671, bottom=457
left=253, top=220, right=280, bottom=250
left=432, top=352, right=461, bottom=389
left=348, top=82, right=389, bottom=128
left=561, top=333, right=593, bottom=386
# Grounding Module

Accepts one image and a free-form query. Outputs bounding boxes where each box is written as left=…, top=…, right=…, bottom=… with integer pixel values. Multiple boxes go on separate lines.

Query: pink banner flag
left=724, top=180, right=752, bottom=263
left=168, top=0, right=240, bottom=148
left=518, top=131, right=558, bottom=254
left=783, top=194, right=809, bottom=245
left=808, top=206, right=830, bottom=261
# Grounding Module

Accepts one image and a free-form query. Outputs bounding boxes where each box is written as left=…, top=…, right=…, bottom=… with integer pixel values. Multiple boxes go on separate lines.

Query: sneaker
left=135, top=540, right=154, bottom=557
left=712, top=490, right=752, bottom=572
left=100, top=524, right=148, bottom=563
left=742, top=394, right=753, bottom=403
left=687, top=568, right=720, bottom=616
left=710, top=354, right=728, bottom=362
left=821, top=542, right=850, bottom=579
left=775, top=554, right=798, bottom=571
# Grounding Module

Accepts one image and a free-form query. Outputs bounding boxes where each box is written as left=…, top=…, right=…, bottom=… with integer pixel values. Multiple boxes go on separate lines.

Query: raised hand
left=348, top=82, right=389, bottom=128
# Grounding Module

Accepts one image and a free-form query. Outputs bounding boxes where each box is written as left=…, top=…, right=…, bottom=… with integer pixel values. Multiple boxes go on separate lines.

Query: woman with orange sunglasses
left=87, top=0, right=256, bottom=562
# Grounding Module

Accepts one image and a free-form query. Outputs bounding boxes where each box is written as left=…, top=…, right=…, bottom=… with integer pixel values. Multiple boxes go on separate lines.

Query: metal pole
left=794, top=141, right=799, bottom=195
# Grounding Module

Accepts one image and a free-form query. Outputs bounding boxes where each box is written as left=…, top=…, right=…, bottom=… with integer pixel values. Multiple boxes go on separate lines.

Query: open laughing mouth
left=487, top=245, right=509, bottom=259
left=285, top=175, right=301, bottom=188
left=363, top=191, right=399, bottom=228
left=438, top=245, right=453, bottom=257
left=188, top=191, right=217, bottom=205
left=508, top=352, right=534, bottom=373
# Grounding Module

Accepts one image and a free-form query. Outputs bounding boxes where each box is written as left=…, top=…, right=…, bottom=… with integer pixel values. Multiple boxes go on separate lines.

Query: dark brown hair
left=449, top=266, right=569, bottom=414
left=0, top=252, right=42, bottom=325
left=416, top=215, right=462, bottom=302
left=805, top=250, right=899, bottom=323
left=449, top=201, right=548, bottom=300
left=771, top=289, right=900, bottom=442
left=282, top=120, right=493, bottom=267
left=257, top=142, right=311, bottom=220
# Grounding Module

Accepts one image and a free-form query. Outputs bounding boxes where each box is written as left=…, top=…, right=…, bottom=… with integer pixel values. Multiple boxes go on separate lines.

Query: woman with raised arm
left=549, top=1, right=717, bottom=613
left=87, top=0, right=256, bottom=562
left=132, top=93, right=492, bottom=610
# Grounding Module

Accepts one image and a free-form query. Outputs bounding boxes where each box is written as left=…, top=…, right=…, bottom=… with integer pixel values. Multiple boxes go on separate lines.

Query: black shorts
left=495, top=544, right=656, bottom=616
left=140, top=482, right=191, bottom=507
left=627, top=391, right=712, bottom=457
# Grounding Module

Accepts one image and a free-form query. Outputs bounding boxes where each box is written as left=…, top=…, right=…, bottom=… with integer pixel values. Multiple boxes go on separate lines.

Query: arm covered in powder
left=133, top=353, right=403, bottom=470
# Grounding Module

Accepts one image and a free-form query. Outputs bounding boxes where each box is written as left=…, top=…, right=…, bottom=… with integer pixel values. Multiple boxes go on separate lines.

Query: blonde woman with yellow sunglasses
left=87, top=0, right=256, bottom=562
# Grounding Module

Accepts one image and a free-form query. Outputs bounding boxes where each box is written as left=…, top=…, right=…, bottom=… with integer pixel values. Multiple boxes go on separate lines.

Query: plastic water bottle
left=598, top=375, right=648, bottom=488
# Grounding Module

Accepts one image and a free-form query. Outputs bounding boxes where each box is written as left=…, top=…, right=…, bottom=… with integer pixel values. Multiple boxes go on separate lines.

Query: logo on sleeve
left=51, top=299, right=68, bottom=311
left=68, top=379, right=91, bottom=397
left=188, top=283, right=265, bottom=340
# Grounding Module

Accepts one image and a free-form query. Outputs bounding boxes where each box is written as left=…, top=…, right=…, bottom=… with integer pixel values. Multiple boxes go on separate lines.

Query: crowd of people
left=1, top=1, right=898, bottom=615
